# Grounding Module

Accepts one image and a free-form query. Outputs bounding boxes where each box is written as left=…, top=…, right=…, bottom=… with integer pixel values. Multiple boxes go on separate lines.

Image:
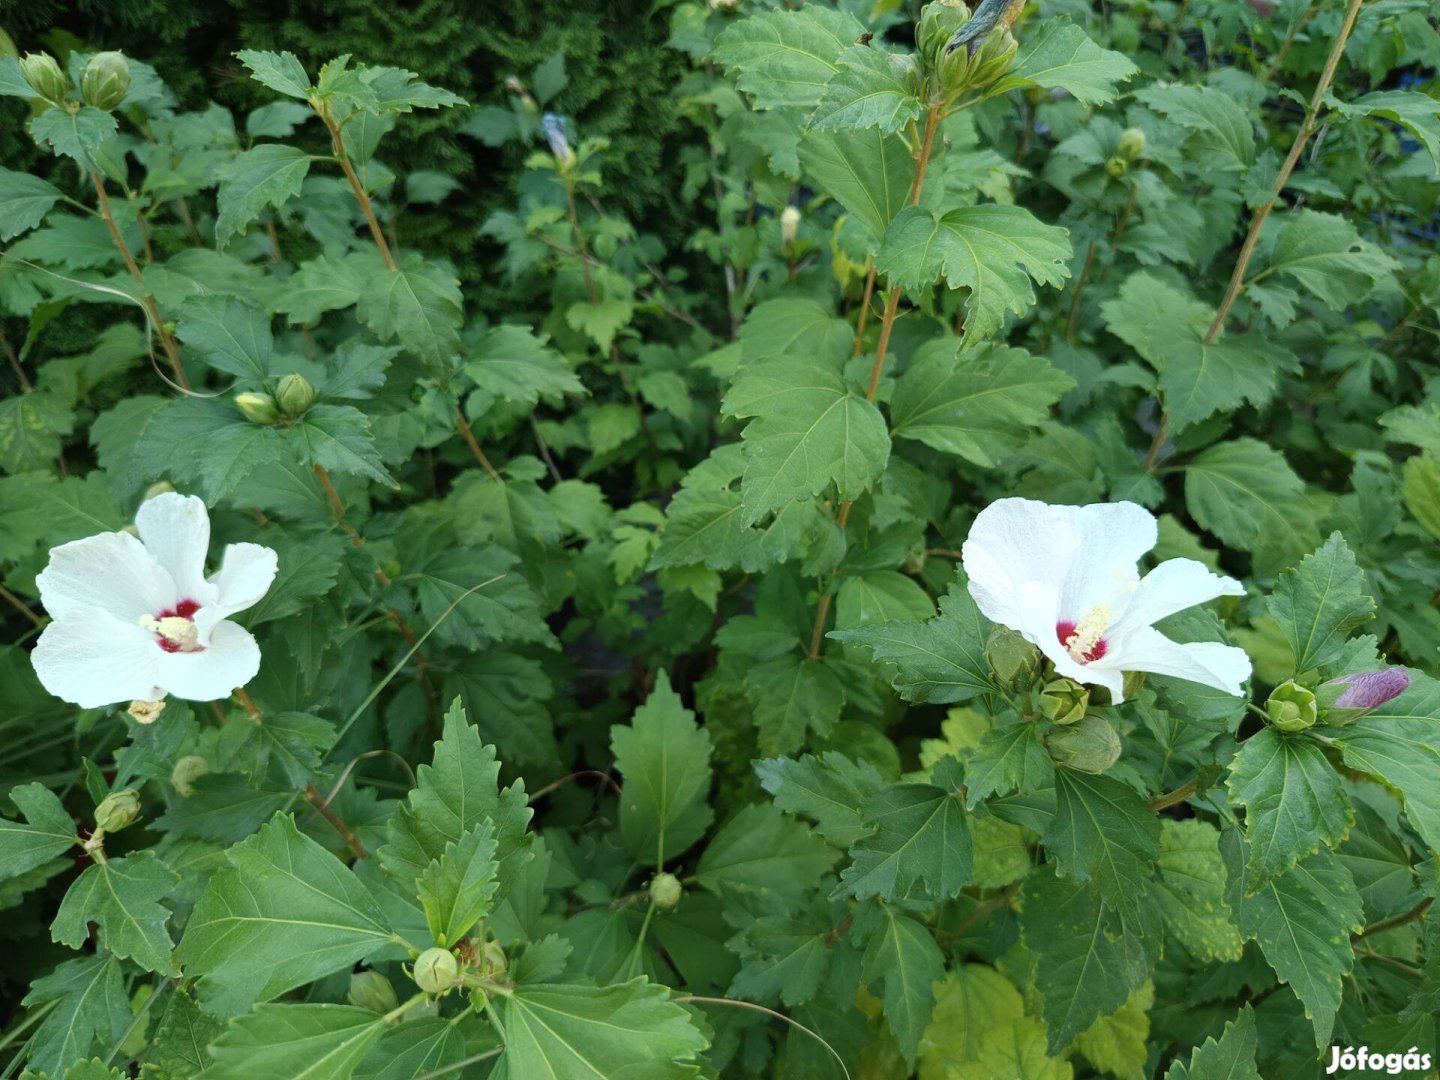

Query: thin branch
left=455, top=406, right=503, bottom=481
left=305, top=782, right=368, bottom=859
left=1148, top=775, right=1199, bottom=811
left=1203, top=0, right=1365, bottom=344
left=0, top=582, right=42, bottom=628
left=321, top=112, right=397, bottom=271
left=1354, top=896, right=1433, bottom=941
left=91, top=172, right=189, bottom=390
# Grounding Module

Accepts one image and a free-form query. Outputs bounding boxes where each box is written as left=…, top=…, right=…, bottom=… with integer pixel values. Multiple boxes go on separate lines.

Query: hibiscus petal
left=155, top=619, right=261, bottom=701
left=36, top=532, right=176, bottom=623
left=135, top=493, right=213, bottom=601
left=1110, top=558, right=1244, bottom=636
left=1101, top=625, right=1251, bottom=698
left=1057, top=501, right=1156, bottom=616
left=963, top=499, right=1157, bottom=627
left=963, top=498, right=1079, bottom=629
left=31, top=613, right=164, bottom=708
left=1331, top=667, right=1411, bottom=710
left=194, top=543, right=279, bottom=642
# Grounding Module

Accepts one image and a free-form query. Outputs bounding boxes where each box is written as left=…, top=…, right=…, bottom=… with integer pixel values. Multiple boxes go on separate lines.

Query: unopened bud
left=542, top=113, right=574, bottom=167
left=986, top=626, right=1040, bottom=690
left=1105, top=155, right=1128, bottom=178
left=81, top=52, right=131, bottom=112
left=94, top=789, right=142, bottom=833
left=348, top=970, right=400, bottom=1013
left=649, top=871, right=683, bottom=910
left=19, top=52, right=69, bottom=104
left=1040, top=677, right=1089, bottom=726
left=479, top=940, right=508, bottom=978
left=1320, top=667, right=1412, bottom=725
left=128, top=698, right=166, bottom=724
left=234, top=392, right=279, bottom=425
left=709, top=0, right=740, bottom=9
left=917, top=0, right=971, bottom=73
left=413, top=947, right=460, bottom=994
left=780, top=206, right=800, bottom=246
left=1266, top=680, right=1317, bottom=732
left=275, top=373, right=317, bottom=417
left=170, top=755, right=209, bottom=797
left=1045, top=714, right=1121, bottom=774
left=1117, top=127, right=1146, bottom=162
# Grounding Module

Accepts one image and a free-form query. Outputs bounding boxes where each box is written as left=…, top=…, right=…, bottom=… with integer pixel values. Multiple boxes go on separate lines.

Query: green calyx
left=1266, top=680, right=1318, bottom=732
left=1045, top=714, right=1121, bottom=774
left=412, top=947, right=460, bottom=994
left=20, top=52, right=69, bottom=105
left=81, top=51, right=131, bottom=111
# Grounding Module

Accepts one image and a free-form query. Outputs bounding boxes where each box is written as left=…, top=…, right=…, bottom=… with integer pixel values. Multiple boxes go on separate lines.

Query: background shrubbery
left=1, top=0, right=1439, bottom=1075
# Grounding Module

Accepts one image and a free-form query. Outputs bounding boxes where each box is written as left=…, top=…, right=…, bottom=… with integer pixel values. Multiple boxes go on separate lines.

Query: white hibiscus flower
left=31, top=493, right=278, bottom=708
left=962, top=498, right=1251, bottom=703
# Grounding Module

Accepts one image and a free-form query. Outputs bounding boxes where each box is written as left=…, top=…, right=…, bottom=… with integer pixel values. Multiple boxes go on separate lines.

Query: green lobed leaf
left=356, top=254, right=463, bottom=366
left=1265, top=532, right=1375, bottom=674
left=797, top=129, right=915, bottom=243
left=712, top=7, right=865, bottom=111
left=1021, top=869, right=1154, bottom=1054
left=891, top=341, right=1074, bottom=467
left=417, top=822, right=499, bottom=948
left=877, top=205, right=1072, bottom=339
left=858, top=905, right=946, bottom=1065
left=20, top=956, right=130, bottom=1077
left=1183, top=439, right=1320, bottom=578
left=1044, top=768, right=1160, bottom=922
left=1220, top=829, right=1362, bottom=1048
left=207, top=1004, right=386, bottom=1080
left=832, top=576, right=992, bottom=704
left=0, top=783, right=77, bottom=882
left=52, top=851, right=179, bottom=975
left=177, top=813, right=393, bottom=1015
left=836, top=767, right=972, bottom=902
left=1135, top=84, right=1255, bottom=168
left=236, top=49, right=312, bottom=98
left=988, top=20, right=1139, bottom=105
left=612, top=672, right=714, bottom=865
left=756, top=751, right=886, bottom=848
left=464, top=325, right=584, bottom=406
left=378, top=699, right=533, bottom=902
left=723, top=355, right=890, bottom=525
left=1153, top=820, right=1244, bottom=962
left=808, top=46, right=922, bottom=134
left=1162, top=1005, right=1259, bottom=1080
left=175, top=296, right=274, bottom=384
left=963, top=722, right=1054, bottom=808
left=215, top=144, right=311, bottom=246
left=28, top=106, right=117, bottom=170
left=1331, top=673, right=1440, bottom=856
left=0, top=168, right=63, bottom=241
left=496, top=978, right=708, bottom=1078
left=1262, top=210, right=1398, bottom=309
left=695, top=803, right=837, bottom=905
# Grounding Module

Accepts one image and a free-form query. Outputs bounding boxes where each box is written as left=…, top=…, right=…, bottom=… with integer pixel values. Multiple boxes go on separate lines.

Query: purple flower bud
left=541, top=113, right=572, bottom=163
left=1330, top=668, right=1411, bottom=710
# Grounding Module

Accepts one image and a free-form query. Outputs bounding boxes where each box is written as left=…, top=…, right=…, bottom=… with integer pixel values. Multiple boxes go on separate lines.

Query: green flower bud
left=1266, top=680, right=1318, bottom=733
left=1105, top=155, right=1128, bottom=178
left=142, top=481, right=175, bottom=501
left=1045, top=714, right=1121, bottom=774
left=348, top=970, right=400, bottom=1013
left=479, top=940, right=508, bottom=979
left=413, top=947, right=460, bottom=994
left=94, top=788, right=142, bottom=833
left=917, top=0, right=972, bottom=71
left=19, top=52, right=69, bottom=105
left=234, top=391, right=279, bottom=425
left=81, top=52, right=131, bottom=112
left=1117, top=127, right=1146, bottom=162
left=649, top=872, right=683, bottom=910
left=1040, top=677, right=1089, bottom=726
left=170, top=755, right=209, bottom=797
left=965, top=28, right=1018, bottom=90
left=986, top=626, right=1040, bottom=690
left=275, top=373, right=317, bottom=417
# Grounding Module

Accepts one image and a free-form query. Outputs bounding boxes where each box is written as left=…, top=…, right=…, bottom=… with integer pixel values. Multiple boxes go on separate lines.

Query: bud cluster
left=235, top=374, right=316, bottom=426
left=916, top=0, right=1018, bottom=105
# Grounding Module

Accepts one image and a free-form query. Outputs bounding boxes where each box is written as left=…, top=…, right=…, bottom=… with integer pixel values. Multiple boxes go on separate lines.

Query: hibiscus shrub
left=1, top=2, right=1439, bottom=1077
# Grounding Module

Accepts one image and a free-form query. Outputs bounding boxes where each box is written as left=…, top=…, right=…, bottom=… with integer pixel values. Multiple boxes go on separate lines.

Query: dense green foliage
left=0, top=0, right=1439, bottom=1076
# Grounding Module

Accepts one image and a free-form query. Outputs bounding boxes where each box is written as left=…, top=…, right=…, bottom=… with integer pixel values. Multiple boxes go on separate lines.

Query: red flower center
left=150, top=598, right=202, bottom=653
left=1056, top=621, right=1107, bottom=663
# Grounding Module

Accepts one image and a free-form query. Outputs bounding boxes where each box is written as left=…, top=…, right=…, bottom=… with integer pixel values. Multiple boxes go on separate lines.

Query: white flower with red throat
left=30, top=493, right=277, bottom=708
left=962, top=498, right=1251, bottom=703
